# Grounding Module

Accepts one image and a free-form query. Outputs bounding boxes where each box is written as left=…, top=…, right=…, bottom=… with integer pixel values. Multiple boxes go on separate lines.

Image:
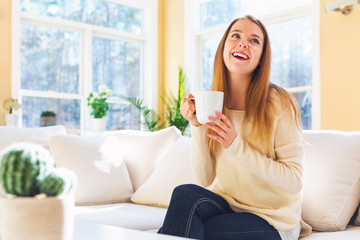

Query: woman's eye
left=231, top=34, right=240, bottom=39
left=251, top=39, right=259, bottom=44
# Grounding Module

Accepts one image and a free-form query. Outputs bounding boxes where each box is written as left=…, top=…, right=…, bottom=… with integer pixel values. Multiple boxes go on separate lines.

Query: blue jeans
left=158, top=184, right=281, bottom=240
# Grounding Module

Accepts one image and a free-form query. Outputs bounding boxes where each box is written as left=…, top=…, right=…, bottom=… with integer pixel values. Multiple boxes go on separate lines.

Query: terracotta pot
left=1, top=194, right=74, bottom=240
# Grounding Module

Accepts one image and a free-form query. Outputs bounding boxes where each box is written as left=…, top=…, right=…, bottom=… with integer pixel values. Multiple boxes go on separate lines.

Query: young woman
left=158, top=15, right=312, bottom=240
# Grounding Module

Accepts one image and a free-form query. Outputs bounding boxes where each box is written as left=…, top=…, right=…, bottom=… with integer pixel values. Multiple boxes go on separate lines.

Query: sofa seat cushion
left=299, top=225, right=360, bottom=240
left=74, top=203, right=166, bottom=231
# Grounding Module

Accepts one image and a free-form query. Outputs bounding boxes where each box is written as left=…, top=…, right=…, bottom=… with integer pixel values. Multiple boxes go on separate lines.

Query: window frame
left=184, top=0, right=320, bottom=129
left=11, top=0, right=158, bottom=130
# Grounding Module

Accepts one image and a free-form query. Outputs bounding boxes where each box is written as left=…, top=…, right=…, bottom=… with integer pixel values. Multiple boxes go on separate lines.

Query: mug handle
left=190, top=98, right=196, bottom=115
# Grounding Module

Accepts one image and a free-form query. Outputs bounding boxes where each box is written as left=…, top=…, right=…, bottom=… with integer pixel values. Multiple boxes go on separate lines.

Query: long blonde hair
left=208, top=15, right=301, bottom=160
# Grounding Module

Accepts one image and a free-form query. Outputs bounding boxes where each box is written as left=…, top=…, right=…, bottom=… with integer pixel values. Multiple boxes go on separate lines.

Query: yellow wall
left=0, top=0, right=12, bottom=126
left=158, top=0, right=184, bottom=113
left=2, top=0, right=360, bottom=130
left=320, top=0, right=360, bottom=130
left=158, top=0, right=165, bottom=114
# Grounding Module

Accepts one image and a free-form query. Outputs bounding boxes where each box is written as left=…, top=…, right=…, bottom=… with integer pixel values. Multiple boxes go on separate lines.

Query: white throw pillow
left=49, top=135, right=133, bottom=205
left=104, top=127, right=181, bottom=191
left=0, top=125, right=67, bottom=151
left=302, top=130, right=360, bottom=231
left=130, top=136, right=198, bottom=208
left=24, top=137, right=52, bottom=150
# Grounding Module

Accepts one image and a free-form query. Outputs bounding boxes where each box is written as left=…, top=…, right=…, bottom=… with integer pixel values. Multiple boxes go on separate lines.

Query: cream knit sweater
left=190, top=103, right=312, bottom=237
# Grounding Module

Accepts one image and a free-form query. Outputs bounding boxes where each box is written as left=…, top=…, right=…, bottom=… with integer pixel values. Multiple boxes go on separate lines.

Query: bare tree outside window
left=19, top=0, right=148, bottom=130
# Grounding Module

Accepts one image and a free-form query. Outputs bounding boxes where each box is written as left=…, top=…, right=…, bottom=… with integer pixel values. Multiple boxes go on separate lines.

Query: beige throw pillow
left=130, top=136, right=198, bottom=207
left=302, top=130, right=360, bottom=231
left=104, top=127, right=181, bottom=191
left=49, top=135, right=133, bottom=205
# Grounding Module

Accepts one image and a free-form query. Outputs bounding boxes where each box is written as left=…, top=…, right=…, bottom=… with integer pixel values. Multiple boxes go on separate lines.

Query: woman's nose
left=239, top=41, right=248, bottom=48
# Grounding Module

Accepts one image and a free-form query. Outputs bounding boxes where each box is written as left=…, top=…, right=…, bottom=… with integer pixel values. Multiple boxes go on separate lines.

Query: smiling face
left=223, top=19, right=264, bottom=79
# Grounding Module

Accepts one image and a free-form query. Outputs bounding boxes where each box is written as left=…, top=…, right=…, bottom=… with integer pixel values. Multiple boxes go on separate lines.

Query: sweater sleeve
left=225, top=110, right=304, bottom=194
left=190, top=125, right=216, bottom=187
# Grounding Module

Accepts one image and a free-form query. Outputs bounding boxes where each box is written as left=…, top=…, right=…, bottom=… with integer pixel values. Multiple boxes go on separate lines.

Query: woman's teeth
left=232, top=52, right=249, bottom=60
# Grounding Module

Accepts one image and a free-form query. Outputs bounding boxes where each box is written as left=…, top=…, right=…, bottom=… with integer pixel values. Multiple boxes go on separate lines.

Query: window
left=12, top=0, right=158, bottom=130
left=185, top=0, right=320, bottom=130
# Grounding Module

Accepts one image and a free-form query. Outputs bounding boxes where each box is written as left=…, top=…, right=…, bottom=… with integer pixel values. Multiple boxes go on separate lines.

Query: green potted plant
left=126, top=98, right=164, bottom=132
left=87, top=84, right=112, bottom=131
left=0, top=143, right=76, bottom=240
left=40, top=110, right=57, bottom=127
left=162, top=67, right=189, bottom=135
left=2, top=98, right=21, bottom=127
left=126, top=67, right=189, bottom=135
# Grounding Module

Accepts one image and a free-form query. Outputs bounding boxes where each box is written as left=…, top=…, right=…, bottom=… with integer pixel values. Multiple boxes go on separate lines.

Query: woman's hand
left=180, top=93, right=202, bottom=127
left=206, top=111, right=237, bottom=149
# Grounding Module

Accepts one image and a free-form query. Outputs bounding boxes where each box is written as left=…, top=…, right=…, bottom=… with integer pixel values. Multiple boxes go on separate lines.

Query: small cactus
left=0, top=143, right=54, bottom=197
left=0, top=143, right=76, bottom=198
left=40, top=168, right=76, bottom=197
left=40, top=172, right=65, bottom=196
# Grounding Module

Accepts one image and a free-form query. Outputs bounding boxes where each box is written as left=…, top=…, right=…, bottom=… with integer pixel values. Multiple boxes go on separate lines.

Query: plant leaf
left=126, top=97, right=163, bottom=131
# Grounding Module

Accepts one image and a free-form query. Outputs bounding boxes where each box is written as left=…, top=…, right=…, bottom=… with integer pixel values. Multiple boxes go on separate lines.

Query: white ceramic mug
left=194, top=91, right=224, bottom=124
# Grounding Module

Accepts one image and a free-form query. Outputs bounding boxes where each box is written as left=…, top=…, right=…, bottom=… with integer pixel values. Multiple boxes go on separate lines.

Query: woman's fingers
left=206, top=111, right=237, bottom=149
left=207, top=132, right=225, bottom=145
left=208, top=116, right=228, bottom=133
left=180, top=99, right=194, bottom=115
left=215, top=111, right=232, bottom=129
left=181, top=97, right=186, bottom=105
left=205, top=123, right=227, bottom=138
left=180, top=93, right=201, bottom=126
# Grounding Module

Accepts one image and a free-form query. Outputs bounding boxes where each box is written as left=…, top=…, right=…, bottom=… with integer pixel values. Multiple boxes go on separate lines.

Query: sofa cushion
left=302, top=130, right=360, bottom=231
left=299, top=225, right=360, bottom=239
left=74, top=203, right=166, bottom=231
left=49, top=135, right=133, bottom=205
left=130, top=136, right=198, bottom=207
left=356, top=206, right=360, bottom=226
left=0, top=125, right=67, bottom=150
left=24, top=137, right=52, bottom=150
left=104, top=127, right=181, bottom=191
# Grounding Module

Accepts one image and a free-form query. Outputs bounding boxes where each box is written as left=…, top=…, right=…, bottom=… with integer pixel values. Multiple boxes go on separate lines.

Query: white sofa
left=0, top=125, right=359, bottom=240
